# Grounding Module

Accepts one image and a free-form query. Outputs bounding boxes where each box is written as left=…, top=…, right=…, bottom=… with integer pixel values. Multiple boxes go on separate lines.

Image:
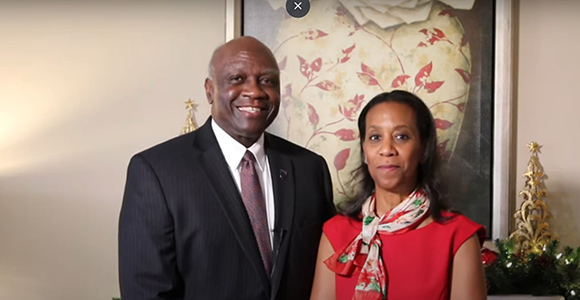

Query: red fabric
left=323, top=211, right=485, bottom=300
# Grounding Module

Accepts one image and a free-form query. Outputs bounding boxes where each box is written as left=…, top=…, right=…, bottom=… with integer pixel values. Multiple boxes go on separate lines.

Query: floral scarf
left=324, top=188, right=430, bottom=300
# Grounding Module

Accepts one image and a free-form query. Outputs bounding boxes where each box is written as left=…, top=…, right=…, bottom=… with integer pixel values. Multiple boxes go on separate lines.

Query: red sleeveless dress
left=323, top=211, right=485, bottom=300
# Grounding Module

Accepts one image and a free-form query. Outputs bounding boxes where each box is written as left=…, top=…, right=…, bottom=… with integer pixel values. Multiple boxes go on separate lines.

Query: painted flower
left=265, top=0, right=475, bottom=29
left=339, top=0, right=476, bottom=29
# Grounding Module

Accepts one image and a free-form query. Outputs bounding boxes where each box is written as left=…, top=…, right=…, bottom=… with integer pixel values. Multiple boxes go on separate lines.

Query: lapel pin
left=279, top=169, right=287, bottom=179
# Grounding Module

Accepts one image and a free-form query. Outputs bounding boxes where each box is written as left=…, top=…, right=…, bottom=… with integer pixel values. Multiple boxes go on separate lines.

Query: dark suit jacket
left=119, top=118, right=336, bottom=300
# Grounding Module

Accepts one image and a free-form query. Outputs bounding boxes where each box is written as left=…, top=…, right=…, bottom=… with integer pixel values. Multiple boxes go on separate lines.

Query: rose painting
left=243, top=0, right=494, bottom=235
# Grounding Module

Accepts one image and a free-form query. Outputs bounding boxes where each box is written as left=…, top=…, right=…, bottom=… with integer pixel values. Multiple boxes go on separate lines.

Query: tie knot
left=242, top=150, right=256, bottom=164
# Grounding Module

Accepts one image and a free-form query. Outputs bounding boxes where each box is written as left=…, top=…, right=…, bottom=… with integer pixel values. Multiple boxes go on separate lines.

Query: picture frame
left=226, top=0, right=514, bottom=240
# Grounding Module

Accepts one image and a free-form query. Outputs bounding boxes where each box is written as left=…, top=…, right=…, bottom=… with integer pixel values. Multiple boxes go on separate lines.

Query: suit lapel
left=266, top=134, right=296, bottom=299
left=194, top=120, right=271, bottom=296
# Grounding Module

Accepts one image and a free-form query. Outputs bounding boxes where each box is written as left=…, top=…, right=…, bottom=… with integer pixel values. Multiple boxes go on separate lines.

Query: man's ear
left=204, top=77, right=214, bottom=105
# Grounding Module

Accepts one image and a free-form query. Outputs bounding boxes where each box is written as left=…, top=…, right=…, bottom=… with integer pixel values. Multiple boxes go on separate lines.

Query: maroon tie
left=240, top=151, right=273, bottom=273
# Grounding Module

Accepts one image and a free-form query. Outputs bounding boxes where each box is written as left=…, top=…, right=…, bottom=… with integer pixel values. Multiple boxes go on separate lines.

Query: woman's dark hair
left=338, top=90, right=449, bottom=222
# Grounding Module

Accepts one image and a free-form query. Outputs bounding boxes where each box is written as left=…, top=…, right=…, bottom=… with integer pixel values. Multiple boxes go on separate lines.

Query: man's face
left=205, top=39, right=280, bottom=147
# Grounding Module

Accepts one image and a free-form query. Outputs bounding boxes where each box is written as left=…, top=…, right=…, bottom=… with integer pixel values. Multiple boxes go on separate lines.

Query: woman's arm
left=450, top=233, right=487, bottom=300
left=310, top=233, right=336, bottom=300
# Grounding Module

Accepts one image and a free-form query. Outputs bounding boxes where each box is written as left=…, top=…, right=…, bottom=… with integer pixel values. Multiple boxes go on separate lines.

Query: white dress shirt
left=211, top=119, right=275, bottom=247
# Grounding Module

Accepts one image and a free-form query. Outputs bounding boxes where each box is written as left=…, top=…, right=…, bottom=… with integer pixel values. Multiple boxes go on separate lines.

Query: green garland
left=485, top=238, right=580, bottom=299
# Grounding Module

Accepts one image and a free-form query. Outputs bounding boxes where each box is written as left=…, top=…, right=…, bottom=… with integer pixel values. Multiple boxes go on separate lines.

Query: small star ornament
left=181, top=98, right=198, bottom=135
left=527, top=141, right=541, bottom=153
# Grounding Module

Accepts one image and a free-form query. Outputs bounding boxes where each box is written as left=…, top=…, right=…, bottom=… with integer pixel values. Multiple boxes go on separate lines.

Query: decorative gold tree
left=509, top=141, right=556, bottom=255
left=485, top=142, right=580, bottom=298
left=181, top=98, right=198, bottom=135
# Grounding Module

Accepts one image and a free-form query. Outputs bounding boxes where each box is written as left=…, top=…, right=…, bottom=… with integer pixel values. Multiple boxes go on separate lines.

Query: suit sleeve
left=118, top=154, right=184, bottom=300
left=319, top=155, right=337, bottom=222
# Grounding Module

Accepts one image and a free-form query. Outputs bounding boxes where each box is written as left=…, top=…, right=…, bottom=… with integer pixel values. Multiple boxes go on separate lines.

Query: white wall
left=0, top=1, right=223, bottom=299
left=516, top=0, right=580, bottom=247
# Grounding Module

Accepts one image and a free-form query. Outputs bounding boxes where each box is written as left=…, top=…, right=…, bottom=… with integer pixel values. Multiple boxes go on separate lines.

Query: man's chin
left=231, top=126, right=266, bottom=141
left=240, top=128, right=266, bottom=139
left=237, top=121, right=271, bottom=135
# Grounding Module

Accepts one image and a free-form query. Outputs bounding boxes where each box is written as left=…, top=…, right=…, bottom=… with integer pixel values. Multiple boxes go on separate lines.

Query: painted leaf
left=419, top=28, right=429, bottom=35
left=334, top=148, right=351, bottom=171
left=391, top=74, right=410, bottom=88
left=340, top=56, right=351, bottom=63
left=334, top=128, right=357, bottom=141
left=348, top=93, right=365, bottom=107
left=316, top=29, right=328, bottom=38
left=315, top=80, right=339, bottom=91
left=457, top=102, right=466, bottom=112
left=303, top=29, right=329, bottom=40
left=310, top=57, right=322, bottom=72
left=339, top=94, right=366, bottom=121
left=434, top=118, right=454, bottom=130
left=307, top=104, right=319, bottom=126
left=361, top=63, right=375, bottom=76
left=437, top=139, right=450, bottom=159
left=433, top=28, right=446, bottom=39
left=297, top=55, right=306, bottom=67
left=297, top=55, right=311, bottom=79
left=428, top=36, right=440, bottom=45
left=343, top=43, right=356, bottom=54
left=455, top=68, right=471, bottom=83
left=424, top=81, right=444, bottom=93
left=439, top=9, right=457, bottom=17
left=357, top=72, right=379, bottom=86
left=278, top=56, right=287, bottom=71
left=417, top=42, right=427, bottom=48
left=415, top=62, right=433, bottom=86
left=339, top=106, right=353, bottom=121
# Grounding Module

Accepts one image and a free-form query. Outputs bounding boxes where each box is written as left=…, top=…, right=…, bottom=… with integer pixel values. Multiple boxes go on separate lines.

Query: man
left=119, top=36, right=336, bottom=300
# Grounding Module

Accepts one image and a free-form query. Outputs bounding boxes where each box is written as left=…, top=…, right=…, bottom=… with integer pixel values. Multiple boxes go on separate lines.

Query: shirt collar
left=211, top=119, right=267, bottom=172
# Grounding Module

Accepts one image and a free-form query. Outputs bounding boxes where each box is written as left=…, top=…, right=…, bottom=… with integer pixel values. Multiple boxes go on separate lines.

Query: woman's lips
left=378, top=164, right=400, bottom=172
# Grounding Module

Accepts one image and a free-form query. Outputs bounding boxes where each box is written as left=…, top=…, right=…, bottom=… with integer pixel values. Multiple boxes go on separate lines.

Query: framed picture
left=227, top=0, right=514, bottom=239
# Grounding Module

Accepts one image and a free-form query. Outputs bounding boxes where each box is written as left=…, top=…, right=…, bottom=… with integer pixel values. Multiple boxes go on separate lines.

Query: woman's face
left=362, top=101, right=423, bottom=195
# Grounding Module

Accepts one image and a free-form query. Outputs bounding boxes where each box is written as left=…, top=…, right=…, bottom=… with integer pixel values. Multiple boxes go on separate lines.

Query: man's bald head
left=208, top=36, right=278, bottom=80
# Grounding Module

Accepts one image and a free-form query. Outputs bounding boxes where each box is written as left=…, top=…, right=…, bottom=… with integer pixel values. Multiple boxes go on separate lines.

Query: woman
left=310, top=90, right=486, bottom=300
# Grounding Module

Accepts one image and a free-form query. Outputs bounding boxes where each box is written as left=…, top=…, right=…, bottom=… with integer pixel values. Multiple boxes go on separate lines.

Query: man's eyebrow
left=262, top=69, right=280, bottom=76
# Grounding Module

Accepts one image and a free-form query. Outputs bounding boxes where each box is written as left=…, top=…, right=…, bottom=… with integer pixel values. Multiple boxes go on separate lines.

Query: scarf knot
left=325, top=188, right=430, bottom=300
